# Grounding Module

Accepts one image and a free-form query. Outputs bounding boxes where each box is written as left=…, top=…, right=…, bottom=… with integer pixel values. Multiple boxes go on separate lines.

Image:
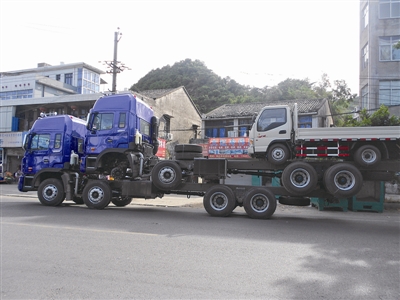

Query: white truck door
left=253, top=107, right=291, bottom=153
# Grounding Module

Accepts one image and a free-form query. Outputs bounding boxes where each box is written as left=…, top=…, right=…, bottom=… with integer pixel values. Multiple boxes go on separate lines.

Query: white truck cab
left=248, top=105, right=293, bottom=164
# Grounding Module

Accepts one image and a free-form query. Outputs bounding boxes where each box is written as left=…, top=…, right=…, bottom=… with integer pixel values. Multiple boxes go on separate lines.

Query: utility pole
left=100, top=28, right=131, bottom=94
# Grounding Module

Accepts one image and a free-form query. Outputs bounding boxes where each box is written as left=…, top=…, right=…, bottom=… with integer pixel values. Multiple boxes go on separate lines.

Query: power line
left=99, top=28, right=130, bottom=93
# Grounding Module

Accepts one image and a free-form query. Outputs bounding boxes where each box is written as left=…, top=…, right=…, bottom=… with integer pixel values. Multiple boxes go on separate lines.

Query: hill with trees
left=130, top=58, right=399, bottom=126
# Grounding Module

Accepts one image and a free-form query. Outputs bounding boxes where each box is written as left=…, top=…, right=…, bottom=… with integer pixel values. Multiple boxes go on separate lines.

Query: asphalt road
left=1, top=191, right=399, bottom=299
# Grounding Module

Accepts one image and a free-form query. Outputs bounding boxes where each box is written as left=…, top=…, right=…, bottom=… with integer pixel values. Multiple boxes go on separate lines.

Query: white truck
left=246, top=103, right=399, bottom=198
left=248, top=103, right=399, bottom=166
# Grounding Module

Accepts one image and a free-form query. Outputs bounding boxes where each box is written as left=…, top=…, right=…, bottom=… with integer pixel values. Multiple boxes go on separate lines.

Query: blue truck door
left=27, top=133, right=51, bottom=171
left=86, top=112, right=128, bottom=154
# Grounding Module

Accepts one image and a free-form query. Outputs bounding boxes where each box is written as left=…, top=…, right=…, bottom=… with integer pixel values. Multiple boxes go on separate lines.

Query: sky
left=0, top=0, right=360, bottom=94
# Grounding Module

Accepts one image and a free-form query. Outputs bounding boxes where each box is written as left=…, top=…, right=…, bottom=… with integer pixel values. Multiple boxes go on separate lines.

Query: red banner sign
left=207, top=137, right=250, bottom=158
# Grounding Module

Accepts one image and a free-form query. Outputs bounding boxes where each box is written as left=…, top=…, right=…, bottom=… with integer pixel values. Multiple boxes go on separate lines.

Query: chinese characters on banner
left=208, top=137, right=250, bottom=158
left=156, top=137, right=250, bottom=159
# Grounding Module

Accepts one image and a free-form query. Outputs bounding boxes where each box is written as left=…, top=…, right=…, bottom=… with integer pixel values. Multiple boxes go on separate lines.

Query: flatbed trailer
left=91, top=157, right=399, bottom=219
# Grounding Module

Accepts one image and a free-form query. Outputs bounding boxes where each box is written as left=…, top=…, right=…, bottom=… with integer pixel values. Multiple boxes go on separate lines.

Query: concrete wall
left=150, top=88, right=202, bottom=144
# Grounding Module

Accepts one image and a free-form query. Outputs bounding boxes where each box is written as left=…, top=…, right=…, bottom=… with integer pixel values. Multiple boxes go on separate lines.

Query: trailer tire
left=281, top=162, right=318, bottom=196
left=279, top=196, right=310, bottom=206
left=175, top=152, right=203, bottom=160
left=267, top=143, right=289, bottom=165
left=203, top=185, right=236, bottom=217
left=175, top=144, right=203, bottom=153
left=243, top=188, right=277, bottom=219
left=323, top=163, right=363, bottom=198
left=111, top=197, right=132, bottom=207
left=354, top=145, right=381, bottom=167
left=152, top=161, right=182, bottom=191
left=38, top=178, right=65, bottom=206
left=83, top=180, right=111, bottom=209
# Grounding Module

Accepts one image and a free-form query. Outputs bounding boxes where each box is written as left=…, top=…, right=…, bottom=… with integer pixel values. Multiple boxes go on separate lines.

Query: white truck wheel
left=354, top=145, right=381, bottom=167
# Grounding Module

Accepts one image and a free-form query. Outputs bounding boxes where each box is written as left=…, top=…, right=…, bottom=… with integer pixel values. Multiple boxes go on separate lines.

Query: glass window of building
left=361, top=85, right=369, bottom=109
left=380, top=0, right=400, bottom=18
left=65, top=73, right=73, bottom=85
left=363, top=4, right=369, bottom=27
left=379, top=36, right=400, bottom=61
left=379, top=80, right=400, bottom=106
left=362, top=43, right=369, bottom=68
left=0, top=89, right=33, bottom=100
left=82, top=69, right=100, bottom=94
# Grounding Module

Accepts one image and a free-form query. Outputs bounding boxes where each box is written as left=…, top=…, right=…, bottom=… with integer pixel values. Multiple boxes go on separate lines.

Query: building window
left=379, top=80, right=400, bottom=106
left=298, top=116, right=312, bottom=128
left=363, top=4, right=369, bottom=28
left=159, top=115, right=171, bottom=139
left=64, top=73, right=73, bottom=85
left=379, top=36, right=400, bottom=61
left=82, top=69, right=100, bottom=94
left=361, top=85, right=369, bottom=109
left=56, top=74, right=61, bottom=81
left=362, top=43, right=369, bottom=69
left=380, top=0, right=400, bottom=18
left=0, top=89, right=33, bottom=100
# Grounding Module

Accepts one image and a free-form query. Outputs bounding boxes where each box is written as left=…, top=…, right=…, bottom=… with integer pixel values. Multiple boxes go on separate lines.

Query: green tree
left=265, top=78, right=319, bottom=101
left=328, top=78, right=357, bottom=126
left=344, top=105, right=400, bottom=126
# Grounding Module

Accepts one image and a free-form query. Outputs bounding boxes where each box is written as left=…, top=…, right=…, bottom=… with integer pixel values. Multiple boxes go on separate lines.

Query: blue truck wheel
left=38, top=178, right=65, bottom=206
left=83, top=180, right=111, bottom=209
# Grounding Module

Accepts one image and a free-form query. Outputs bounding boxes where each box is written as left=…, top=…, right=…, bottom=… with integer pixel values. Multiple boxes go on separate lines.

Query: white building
left=359, top=0, right=400, bottom=115
left=0, top=62, right=106, bottom=177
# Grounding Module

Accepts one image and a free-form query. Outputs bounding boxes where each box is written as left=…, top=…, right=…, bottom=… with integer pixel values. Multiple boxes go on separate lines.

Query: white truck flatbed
left=297, top=126, right=399, bottom=141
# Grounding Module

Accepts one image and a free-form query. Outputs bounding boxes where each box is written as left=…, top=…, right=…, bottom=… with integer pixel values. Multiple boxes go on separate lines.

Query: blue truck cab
left=84, top=93, right=159, bottom=179
left=18, top=114, right=86, bottom=195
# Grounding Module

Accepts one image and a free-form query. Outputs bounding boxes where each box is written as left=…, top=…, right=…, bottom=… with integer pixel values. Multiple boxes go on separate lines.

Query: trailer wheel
left=203, top=185, right=236, bottom=217
left=38, top=178, right=65, bottom=206
left=354, top=145, right=381, bottom=167
left=267, top=143, right=289, bottom=165
left=281, top=162, right=318, bottom=196
left=151, top=161, right=182, bottom=191
left=243, top=188, right=277, bottom=219
left=175, top=144, right=203, bottom=153
left=111, top=197, right=132, bottom=207
left=323, top=163, right=363, bottom=198
left=83, top=181, right=111, bottom=209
